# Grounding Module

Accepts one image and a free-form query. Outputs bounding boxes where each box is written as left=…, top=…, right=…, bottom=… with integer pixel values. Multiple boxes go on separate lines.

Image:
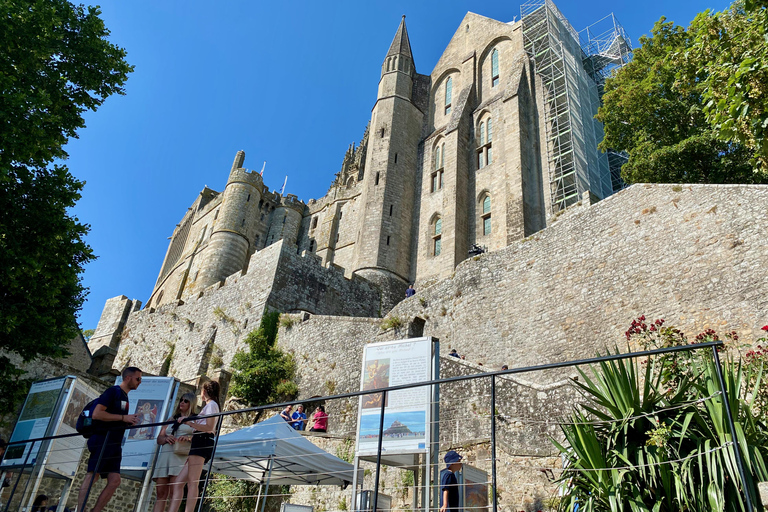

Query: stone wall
left=112, top=240, right=380, bottom=383
left=388, top=183, right=768, bottom=379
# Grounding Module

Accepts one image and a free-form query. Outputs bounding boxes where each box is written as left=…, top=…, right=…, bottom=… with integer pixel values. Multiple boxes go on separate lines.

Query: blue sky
left=70, top=0, right=718, bottom=330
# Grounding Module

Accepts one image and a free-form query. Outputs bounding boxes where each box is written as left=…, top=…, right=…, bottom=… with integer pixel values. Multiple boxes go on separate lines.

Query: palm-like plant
left=555, top=345, right=768, bottom=512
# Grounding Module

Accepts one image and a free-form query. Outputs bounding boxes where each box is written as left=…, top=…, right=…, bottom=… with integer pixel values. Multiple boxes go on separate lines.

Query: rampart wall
left=112, top=240, right=380, bottom=383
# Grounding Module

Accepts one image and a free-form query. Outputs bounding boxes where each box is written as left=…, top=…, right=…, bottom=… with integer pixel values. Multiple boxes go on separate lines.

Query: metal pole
left=3, top=440, right=36, bottom=512
left=490, top=375, right=498, bottom=512
left=259, top=456, right=274, bottom=512
left=372, top=390, right=387, bottom=512
left=711, top=346, right=755, bottom=511
left=350, top=457, right=360, bottom=512
left=79, top=430, right=111, bottom=512
left=196, top=415, right=223, bottom=512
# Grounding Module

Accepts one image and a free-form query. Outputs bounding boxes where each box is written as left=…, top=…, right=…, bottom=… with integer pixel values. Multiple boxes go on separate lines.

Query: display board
left=355, top=337, right=434, bottom=457
left=114, top=376, right=176, bottom=470
left=46, top=379, right=101, bottom=476
left=460, top=465, right=489, bottom=512
left=2, top=378, right=67, bottom=467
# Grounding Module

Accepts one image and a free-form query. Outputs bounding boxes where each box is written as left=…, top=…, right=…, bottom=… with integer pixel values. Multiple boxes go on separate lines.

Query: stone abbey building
left=131, top=3, right=629, bottom=318
left=83, top=4, right=768, bottom=508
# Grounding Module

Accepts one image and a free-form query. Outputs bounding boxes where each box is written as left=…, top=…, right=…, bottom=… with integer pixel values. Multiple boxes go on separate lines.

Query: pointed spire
left=386, top=15, right=413, bottom=60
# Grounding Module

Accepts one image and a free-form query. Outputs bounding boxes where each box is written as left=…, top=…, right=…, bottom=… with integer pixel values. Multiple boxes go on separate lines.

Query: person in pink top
left=309, top=405, right=328, bottom=433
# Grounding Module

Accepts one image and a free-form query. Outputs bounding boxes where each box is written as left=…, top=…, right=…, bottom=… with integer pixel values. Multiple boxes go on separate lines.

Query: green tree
left=0, top=0, right=133, bottom=412
left=689, top=1, right=768, bottom=170
left=208, top=311, right=297, bottom=512
left=597, top=14, right=763, bottom=184
left=228, top=311, right=299, bottom=417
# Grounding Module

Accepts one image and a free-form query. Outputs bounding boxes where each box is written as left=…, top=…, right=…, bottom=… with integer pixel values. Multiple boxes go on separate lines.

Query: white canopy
left=210, top=415, right=360, bottom=487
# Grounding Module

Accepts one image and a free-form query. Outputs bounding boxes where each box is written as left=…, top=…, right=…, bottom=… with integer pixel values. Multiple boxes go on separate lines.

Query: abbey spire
left=381, top=15, right=415, bottom=78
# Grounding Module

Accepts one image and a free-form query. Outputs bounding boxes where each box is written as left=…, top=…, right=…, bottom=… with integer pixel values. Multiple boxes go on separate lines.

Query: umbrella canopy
left=211, top=415, right=360, bottom=486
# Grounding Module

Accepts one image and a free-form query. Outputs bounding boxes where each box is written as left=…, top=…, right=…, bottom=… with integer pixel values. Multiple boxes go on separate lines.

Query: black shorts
left=87, top=434, right=122, bottom=476
left=189, top=433, right=215, bottom=462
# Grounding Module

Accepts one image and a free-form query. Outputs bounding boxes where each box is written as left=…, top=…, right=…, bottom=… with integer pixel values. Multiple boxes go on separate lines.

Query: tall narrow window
left=375, top=172, right=380, bottom=185
left=487, top=118, right=493, bottom=142
left=445, top=77, right=452, bottom=115
left=477, top=115, right=493, bottom=169
left=311, top=217, right=318, bottom=229
left=435, top=145, right=441, bottom=170
left=389, top=205, right=393, bottom=216
left=247, top=194, right=251, bottom=202
left=387, top=236, right=390, bottom=246
left=309, top=239, right=315, bottom=252
left=440, top=143, right=445, bottom=168
left=491, top=49, right=500, bottom=87
left=480, top=122, right=486, bottom=146
left=433, top=217, right=442, bottom=256
left=482, top=196, right=492, bottom=235
left=214, top=209, right=219, bottom=220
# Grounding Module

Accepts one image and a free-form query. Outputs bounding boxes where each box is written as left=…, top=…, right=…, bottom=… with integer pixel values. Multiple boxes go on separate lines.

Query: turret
left=196, top=151, right=263, bottom=288
left=351, top=17, right=424, bottom=310
left=266, top=195, right=304, bottom=247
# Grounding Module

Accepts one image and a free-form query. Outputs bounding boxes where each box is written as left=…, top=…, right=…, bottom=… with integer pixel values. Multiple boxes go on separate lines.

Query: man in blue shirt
left=439, top=450, right=462, bottom=512
left=291, top=405, right=307, bottom=430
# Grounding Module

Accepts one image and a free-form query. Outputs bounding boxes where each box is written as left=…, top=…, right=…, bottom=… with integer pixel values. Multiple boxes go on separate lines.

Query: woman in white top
left=170, top=381, right=220, bottom=512
left=152, top=392, right=197, bottom=512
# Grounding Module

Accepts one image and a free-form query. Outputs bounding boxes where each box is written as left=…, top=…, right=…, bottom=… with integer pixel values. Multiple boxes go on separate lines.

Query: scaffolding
left=521, top=0, right=632, bottom=212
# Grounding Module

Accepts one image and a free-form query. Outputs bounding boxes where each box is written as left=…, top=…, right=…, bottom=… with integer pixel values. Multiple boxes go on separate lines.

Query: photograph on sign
left=116, top=376, right=175, bottom=470
left=461, top=465, right=489, bottom=512
left=361, top=358, right=389, bottom=409
left=356, top=338, right=433, bottom=456
left=47, top=380, right=100, bottom=477
left=2, top=378, right=67, bottom=467
left=128, top=399, right=163, bottom=440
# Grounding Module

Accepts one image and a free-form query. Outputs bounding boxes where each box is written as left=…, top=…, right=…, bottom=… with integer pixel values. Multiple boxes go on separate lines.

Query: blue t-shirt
left=439, top=468, right=459, bottom=511
left=291, top=411, right=307, bottom=430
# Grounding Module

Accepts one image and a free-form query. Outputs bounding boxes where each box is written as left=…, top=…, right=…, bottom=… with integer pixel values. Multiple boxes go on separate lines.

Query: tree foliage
left=555, top=320, right=768, bottom=511
left=0, top=0, right=133, bottom=412
left=209, top=312, right=297, bottom=512
left=229, top=311, right=299, bottom=415
left=598, top=1, right=768, bottom=184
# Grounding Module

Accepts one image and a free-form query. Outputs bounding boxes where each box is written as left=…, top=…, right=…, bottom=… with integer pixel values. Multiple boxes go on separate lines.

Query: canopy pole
left=350, top=457, right=360, bottom=511
left=253, top=481, right=263, bottom=512
left=260, top=455, right=274, bottom=512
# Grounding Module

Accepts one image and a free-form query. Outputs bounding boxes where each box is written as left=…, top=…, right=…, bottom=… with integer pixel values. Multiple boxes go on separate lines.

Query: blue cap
left=444, top=450, right=462, bottom=463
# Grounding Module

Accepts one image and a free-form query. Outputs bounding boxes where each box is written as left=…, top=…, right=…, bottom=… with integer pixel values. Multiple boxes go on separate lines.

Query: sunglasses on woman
left=180, top=399, right=190, bottom=403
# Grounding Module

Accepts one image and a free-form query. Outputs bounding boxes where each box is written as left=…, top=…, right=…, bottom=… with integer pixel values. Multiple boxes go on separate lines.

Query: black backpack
left=75, top=399, right=99, bottom=438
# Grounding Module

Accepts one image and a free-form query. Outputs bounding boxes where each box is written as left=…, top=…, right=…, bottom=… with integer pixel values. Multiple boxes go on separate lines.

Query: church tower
left=352, top=17, right=425, bottom=309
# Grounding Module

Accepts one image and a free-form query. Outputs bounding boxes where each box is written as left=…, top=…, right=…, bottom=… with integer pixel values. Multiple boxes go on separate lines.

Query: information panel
left=2, top=378, right=67, bottom=467
left=115, top=376, right=176, bottom=470
left=47, top=379, right=101, bottom=476
left=355, top=338, right=433, bottom=456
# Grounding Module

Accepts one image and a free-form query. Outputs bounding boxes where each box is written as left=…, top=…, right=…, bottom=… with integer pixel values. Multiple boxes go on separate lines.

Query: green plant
left=380, top=316, right=404, bottom=331
left=229, top=312, right=298, bottom=422
left=338, top=498, right=348, bottom=511
left=336, top=439, right=354, bottom=463
left=324, top=379, right=337, bottom=395
left=213, top=306, right=234, bottom=323
left=419, top=297, right=428, bottom=307
left=279, top=314, right=296, bottom=329
left=553, top=321, right=768, bottom=511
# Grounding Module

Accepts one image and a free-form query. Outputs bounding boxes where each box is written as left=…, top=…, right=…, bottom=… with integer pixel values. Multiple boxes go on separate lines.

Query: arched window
left=491, top=49, right=500, bottom=87
left=445, top=77, right=452, bottom=115
left=477, top=115, right=493, bottom=169
left=431, top=143, right=445, bottom=192
left=481, top=196, right=491, bottom=236
left=432, top=217, right=442, bottom=256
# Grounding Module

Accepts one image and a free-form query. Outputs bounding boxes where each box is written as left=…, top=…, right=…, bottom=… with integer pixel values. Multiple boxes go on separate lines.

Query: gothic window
left=477, top=114, right=493, bottom=169
left=445, top=77, right=452, bottom=115
left=434, top=145, right=441, bottom=171
left=432, top=217, right=442, bottom=256
left=481, top=195, right=492, bottom=236
left=491, top=49, right=499, bottom=87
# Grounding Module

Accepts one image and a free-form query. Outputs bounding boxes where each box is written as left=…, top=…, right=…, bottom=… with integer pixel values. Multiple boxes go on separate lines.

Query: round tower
left=197, top=151, right=263, bottom=288
left=266, top=194, right=304, bottom=247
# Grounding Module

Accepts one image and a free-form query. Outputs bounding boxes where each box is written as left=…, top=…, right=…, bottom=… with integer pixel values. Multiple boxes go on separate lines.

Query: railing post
left=711, top=346, right=755, bottom=511
left=490, top=374, right=498, bottom=512
left=3, top=440, right=36, bottom=512
left=372, top=390, right=387, bottom=512
left=196, top=414, right=224, bottom=512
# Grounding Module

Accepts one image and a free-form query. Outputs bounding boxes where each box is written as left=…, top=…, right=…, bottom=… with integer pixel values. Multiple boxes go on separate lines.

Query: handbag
left=172, top=439, right=191, bottom=456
